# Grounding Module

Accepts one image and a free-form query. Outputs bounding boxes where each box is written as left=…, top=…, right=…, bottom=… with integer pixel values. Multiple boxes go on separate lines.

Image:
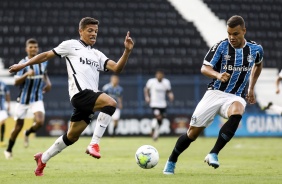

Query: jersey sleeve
left=146, top=79, right=152, bottom=89
left=203, top=40, right=224, bottom=67
left=96, top=50, right=109, bottom=72
left=102, top=84, right=109, bottom=93
left=165, top=79, right=172, bottom=91
left=255, top=45, right=264, bottom=64
left=52, top=40, right=71, bottom=58
left=15, top=59, right=27, bottom=78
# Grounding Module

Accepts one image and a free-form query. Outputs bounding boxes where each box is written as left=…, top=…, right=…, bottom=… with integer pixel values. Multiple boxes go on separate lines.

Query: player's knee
left=187, top=128, right=202, bottom=141
left=101, top=106, right=116, bottom=116
left=64, top=133, right=77, bottom=145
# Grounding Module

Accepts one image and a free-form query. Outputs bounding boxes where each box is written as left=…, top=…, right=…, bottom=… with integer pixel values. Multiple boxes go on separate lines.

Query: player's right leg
left=24, top=101, right=45, bottom=148
left=34, top=120, right=88, bottom=176
left=163, top=127, right=203, bottom=174
left=4, top=119, right=24, bottom=159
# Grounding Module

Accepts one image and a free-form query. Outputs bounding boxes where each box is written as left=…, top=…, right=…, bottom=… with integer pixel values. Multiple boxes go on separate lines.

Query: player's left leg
left=88, top=93, right=116, bottom=158
left=206, top=101, right=245, bottom=168
left=0, top=121, right=5, bottom=147
left=0, top=111, right=8, bottom=147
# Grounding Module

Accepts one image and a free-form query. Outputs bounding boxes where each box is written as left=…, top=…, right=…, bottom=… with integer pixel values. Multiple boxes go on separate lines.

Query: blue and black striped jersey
left=15, top=57, right=48, bottom=104
left=203, top=38, right=263, bottom=97
left=102, top=83, right=123, bottom=105
left=0, top=81, right=9, bottom=110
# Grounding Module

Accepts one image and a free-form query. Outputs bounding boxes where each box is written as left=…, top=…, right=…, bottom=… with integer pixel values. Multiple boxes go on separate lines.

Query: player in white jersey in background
left=262, top=69, right=282, bottom=115
left=9, top=17, right=134, bottom=176
left=144, top=70, right=174, bottom=141
left=0, top=80, right=10, bottom=147
left=102, top=75, right=123, bottom=136
left=4, top=38, right=52, bottom=159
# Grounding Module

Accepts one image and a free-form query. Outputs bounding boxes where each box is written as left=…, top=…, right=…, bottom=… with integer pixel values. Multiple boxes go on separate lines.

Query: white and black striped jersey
left=52, top=39, right=109, bottom=100
left=204, top=38, right=264, bottom=97
left=15, top=57, right=48, bottom=104
left=146, top=78, right=172, bottom=108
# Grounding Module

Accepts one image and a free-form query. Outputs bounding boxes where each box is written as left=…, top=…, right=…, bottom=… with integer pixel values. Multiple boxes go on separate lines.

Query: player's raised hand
left=218, top=72, right=230, bottom=83
left=9, top=63, right=25, bottom=73
left=124, top=31, right=134, bottom=51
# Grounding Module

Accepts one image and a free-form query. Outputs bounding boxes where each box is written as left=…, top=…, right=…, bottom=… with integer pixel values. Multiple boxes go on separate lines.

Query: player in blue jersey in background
left=4, top=38, right=52, bottom=159
left=102, top=75, right=123, bottom=136
left=163, top=15, right=263, bottom=174
left=0, top=80, right=11, bottom=147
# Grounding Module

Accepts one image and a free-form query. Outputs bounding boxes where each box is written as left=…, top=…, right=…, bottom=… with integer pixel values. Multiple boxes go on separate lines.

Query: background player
left=0, top=80, right=11, bottom=147
left=163, top=15, right=263, bottom=174
left=9, top=17, right=134, bottom=176
left=262, top=69, right=282, bottom=115
left=102, top=75, right=123, bottom=136
left=4, top=38, right=52, bottom=159
left=144, top=70, right=174, bottom=141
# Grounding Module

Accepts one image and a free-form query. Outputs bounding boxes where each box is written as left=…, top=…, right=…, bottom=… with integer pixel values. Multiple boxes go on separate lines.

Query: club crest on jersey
left=80, top=57, right=99, bottom=67
left=247, top=55, right=254, bottom=63
left=224, top=55, right=231, bottom=61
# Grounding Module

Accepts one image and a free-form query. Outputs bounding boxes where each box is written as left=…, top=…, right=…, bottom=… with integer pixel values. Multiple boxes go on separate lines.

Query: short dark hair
left=79, top=17, right=99, bottom=30
left=227, top=15, right=245, bottom=28
left=26, top=38, right=38, bottom=46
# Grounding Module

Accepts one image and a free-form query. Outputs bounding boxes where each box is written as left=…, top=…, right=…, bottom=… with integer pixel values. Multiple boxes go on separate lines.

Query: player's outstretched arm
left=106, top=31, right=134, bottom=73
left=9, top=50, right=56, bottom=73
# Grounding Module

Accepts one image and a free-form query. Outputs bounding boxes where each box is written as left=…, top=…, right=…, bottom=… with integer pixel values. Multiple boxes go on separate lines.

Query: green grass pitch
left=0, top=136, right=281, bottom=184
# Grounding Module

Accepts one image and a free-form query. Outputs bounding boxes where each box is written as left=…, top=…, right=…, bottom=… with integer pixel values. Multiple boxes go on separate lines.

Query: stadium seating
left=203, top=0, right=282, bottom=69
left=0, top=0, right=208, bottom=75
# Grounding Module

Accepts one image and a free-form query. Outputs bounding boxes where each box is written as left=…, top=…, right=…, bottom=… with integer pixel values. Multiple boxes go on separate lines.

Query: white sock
left=151, top=118, right=157, bottom=129
left=41, top=135, right=67, bottom=163
left=153, top=123, right=159, bottom=139
left=90, top=112, right=112, bottom=145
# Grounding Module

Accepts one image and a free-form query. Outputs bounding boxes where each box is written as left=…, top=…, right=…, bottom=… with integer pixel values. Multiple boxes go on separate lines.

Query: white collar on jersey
left=79, top=39, right=95, bottom=49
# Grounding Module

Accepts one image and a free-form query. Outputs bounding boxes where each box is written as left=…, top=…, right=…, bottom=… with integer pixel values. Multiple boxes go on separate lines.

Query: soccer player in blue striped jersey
left=0, top=80, right=10, bottom=147
left=4, top=39, right=52, bottom=159
left=102, top=75, right=123, bottom=135
left=163, top=15, right=263, bottom=174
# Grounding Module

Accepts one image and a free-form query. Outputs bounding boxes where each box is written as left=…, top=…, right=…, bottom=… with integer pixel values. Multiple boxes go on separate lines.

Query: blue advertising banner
left=205, top=113, right=282, bottom=137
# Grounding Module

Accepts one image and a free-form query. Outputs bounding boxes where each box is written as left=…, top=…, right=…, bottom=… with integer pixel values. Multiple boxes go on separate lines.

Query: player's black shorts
left=151, top=107, right=166, bottom=117
left=70, top=89, right=103, bottom=124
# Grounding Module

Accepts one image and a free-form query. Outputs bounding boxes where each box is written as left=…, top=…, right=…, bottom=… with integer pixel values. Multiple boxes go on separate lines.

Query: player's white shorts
left=190, top=90, right=246, bottom=127
left=15, top=101, right=45, bottom=119
left=112, top=108, right=120, bottom=121
left=0, top=110, right=9, bottom=122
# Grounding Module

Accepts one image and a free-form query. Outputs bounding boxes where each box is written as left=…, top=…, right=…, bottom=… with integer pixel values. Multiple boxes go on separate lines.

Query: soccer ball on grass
left=135, top=145, right=159, bottom=169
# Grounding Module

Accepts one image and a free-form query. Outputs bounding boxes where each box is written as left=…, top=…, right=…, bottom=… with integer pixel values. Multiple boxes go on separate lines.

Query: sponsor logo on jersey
left=80, top=57, right=99, bottom=67
left=223, top=65, right=252, bottom=72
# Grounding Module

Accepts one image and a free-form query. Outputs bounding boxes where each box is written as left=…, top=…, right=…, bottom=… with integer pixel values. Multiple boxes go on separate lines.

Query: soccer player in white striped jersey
left=144, top=70, right=174, bottom=141
left=163, top=15, right=263, bottom=174
left=4, top=39, right=52, bottom=159
left=9, top=17, right=134, bottom=176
